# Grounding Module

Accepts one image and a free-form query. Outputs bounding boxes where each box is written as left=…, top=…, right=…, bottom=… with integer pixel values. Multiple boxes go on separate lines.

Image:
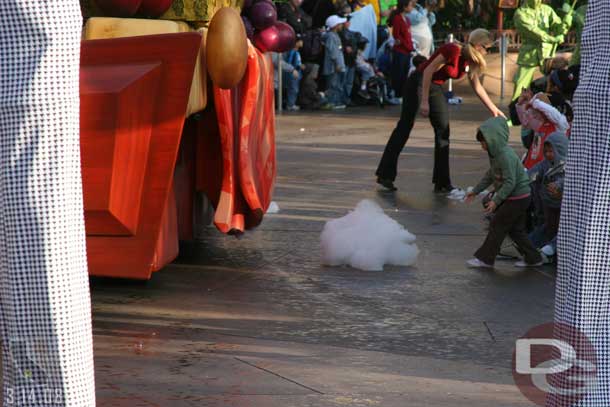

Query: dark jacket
left=528, top=132, right=568, bottom=208
left=302, top=0, right=335, bottom=29
left=473, top=117, right=532, bottom=205
left=339, top=29, right=361, bottom=67
left=277, top=2, right=312, bottom=35
left=298, top=63, right=323, bottom=109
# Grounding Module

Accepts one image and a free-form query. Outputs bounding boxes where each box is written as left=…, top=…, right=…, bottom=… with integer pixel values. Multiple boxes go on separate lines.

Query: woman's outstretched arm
left=469, top=69, right=506, bottom=118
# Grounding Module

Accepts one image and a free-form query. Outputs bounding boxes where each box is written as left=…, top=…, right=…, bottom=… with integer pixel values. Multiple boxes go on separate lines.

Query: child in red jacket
left=516, top=90, right=569, bottom=169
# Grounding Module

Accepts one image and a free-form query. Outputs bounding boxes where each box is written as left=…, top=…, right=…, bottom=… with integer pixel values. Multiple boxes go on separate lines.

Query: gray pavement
left=91, top=94, right=551, bottom=406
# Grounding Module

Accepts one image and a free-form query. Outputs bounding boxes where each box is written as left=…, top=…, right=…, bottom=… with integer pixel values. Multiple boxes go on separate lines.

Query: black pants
left=390, top=50, right=411, bottom=96
left=376, top=72, right=451, bottom=187
left=543, top=205, right=561, bottom=242
left=475, top=196, right=542, bottom=265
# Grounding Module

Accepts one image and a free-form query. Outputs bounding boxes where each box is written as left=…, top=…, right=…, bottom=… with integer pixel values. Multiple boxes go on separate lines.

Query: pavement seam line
left=483, top=322, right=496, bottom=342
left=234, top=357, right=325, bottom=395
left=535, top=269, right=555, bottom=280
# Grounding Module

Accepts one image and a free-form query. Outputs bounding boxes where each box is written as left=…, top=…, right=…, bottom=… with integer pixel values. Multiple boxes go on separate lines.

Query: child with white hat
left=321, top=15, right=348, bottom=109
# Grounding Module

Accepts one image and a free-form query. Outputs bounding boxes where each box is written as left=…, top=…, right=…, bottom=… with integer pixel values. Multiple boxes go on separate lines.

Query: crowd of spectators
left=272, top=0, right=584, bottom=266
left=272, top=0, right=438, bottom=111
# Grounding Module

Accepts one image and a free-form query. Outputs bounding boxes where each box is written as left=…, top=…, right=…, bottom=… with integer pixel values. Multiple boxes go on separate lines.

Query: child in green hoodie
left=465, top=117, right=543, bottom=269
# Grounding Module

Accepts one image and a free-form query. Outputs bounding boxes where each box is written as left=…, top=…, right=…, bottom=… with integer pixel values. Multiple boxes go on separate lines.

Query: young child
left=355, top=41, right=378, bottom=98
left=272, top=52, right=298, bottom=106
left=376, top=38, right=392, bottom=78
left=516, top=91, right=569, bottom=169
left=465, top=117, right=543, bottom=268
left=322, top=15, right=347, bottom=109
left=548, top=67, right=579, bottom=101
left=339, top=17, right=360, bottom=105
left=527, top=132, right=568, bottom=257
left=527, top=56, right=569, bottom=94
left=375, top=39, right=399, bottom=102
left=283, top=37, right=305, bottom=111
left=297, top=63, right=324, bottom=110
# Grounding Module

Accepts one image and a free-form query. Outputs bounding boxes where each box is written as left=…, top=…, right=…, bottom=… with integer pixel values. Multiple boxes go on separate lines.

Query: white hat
left=325, top=15, right=347, bottom=30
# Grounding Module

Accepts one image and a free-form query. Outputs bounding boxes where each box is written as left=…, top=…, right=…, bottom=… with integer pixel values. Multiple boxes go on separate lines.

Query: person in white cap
left=322, top=15, right=348, bottom=109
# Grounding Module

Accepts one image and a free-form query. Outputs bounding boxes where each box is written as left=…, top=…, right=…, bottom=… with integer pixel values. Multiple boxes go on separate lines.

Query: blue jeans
left=324, top=71, right=346, bottom=105
left=528, top=225, right=547, bottom=248
left=343, top=66, right=356, bottom=104
left=357, top=63, right=375, bottom=83
left=283, top=71, right=301, bottom=108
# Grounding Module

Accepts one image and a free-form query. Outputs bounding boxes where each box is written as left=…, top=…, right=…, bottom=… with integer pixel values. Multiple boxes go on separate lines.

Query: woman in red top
left=388, top=0, right=416, bottom=96
left=376, top=29, right=506, bottom=192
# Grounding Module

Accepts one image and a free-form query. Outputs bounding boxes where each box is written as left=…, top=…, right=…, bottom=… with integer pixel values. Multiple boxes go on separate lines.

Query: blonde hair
left=533, top=92, right=551, bottom=105
left=463, top=28, right=493, bottom=72
left=542, top=56, right=569, bottom=75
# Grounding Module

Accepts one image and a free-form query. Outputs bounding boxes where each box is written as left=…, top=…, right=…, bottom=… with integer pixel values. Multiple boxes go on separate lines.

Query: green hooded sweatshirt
left=473, top=117, right=531, bottom=206
left=514, top=0, right=573, bottom=67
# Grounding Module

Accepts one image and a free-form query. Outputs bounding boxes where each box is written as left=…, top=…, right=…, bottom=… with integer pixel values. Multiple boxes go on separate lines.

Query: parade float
left=79, top=0, right=294, bottom=279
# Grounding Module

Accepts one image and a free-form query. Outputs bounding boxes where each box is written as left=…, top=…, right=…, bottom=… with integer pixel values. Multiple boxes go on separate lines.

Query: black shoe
left=358, top=89, right=371, bottom=100
left=434, top=184, right=455, bottom=193
left=377, top=177, right=397, bottom=191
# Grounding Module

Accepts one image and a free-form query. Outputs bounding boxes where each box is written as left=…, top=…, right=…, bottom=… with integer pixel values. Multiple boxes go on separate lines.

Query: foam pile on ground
left=320, top=199, right=419, bottom=271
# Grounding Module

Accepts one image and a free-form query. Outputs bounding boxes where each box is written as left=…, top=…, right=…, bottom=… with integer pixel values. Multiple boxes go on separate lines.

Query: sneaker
left=541, top=244, right=555, bottom=257
left=515, top=254, right=547, bottom=268
left=467, top=258, right=493, bottom=269
left=332, top=104, right=347, bottom=110
left=434, top=184, right=455, bottom=193
left=357, top=89, right=370, bottom=99
left=320, top=103, right=334, bottom=110
left=286, top=105, right=300, bottom=111
left=376, top=177, right=397, bottom=191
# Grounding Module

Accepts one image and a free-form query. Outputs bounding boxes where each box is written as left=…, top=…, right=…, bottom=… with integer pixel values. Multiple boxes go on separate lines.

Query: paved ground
left=91, top=92, right=554, bottom=406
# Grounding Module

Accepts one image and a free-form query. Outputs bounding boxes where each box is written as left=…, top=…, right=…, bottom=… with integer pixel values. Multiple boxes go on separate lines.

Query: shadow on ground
left=91, top=101, right=549, bottom=406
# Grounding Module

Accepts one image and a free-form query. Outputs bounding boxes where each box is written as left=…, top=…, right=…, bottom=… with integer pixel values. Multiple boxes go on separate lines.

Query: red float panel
left=80, top=32, right=201, bottom=279
left=81, top=63, right=160, bottom=236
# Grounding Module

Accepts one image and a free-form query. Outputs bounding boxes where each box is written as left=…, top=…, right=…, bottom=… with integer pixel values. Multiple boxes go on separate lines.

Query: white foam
left=447, top=188, right=467, bottom=200
left=447, top=186, right=488, bottom=202
left=320, top=200, right=419, bottom=271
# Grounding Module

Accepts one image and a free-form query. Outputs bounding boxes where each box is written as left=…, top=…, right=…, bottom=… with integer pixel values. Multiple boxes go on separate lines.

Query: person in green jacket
left=570, top=3, right=587, bottom=65
left=465, top=117, right=543, bottom=268
left=511, top=0, right=573, bottom=100
left=379, top=0, right=396, bottom=25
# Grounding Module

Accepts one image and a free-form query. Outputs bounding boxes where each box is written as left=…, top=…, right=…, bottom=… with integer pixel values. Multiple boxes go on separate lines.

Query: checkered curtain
left=550, top=0, right=610, bottom=405
left=0, top=1, right=95, bottom=405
